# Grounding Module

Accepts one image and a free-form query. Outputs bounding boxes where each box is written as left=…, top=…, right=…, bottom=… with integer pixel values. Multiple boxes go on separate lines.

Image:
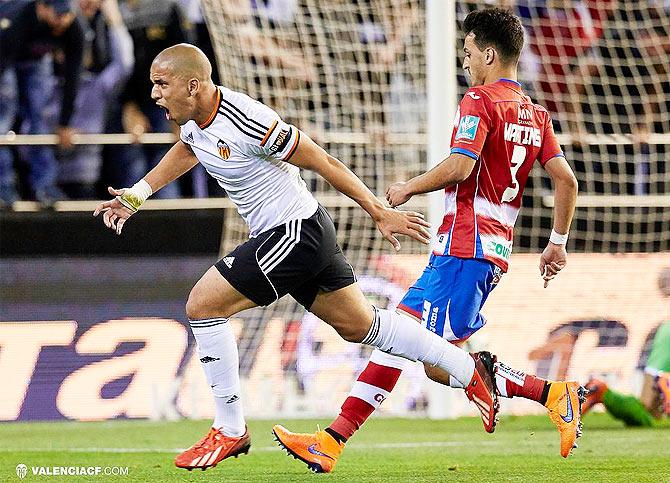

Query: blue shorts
left=397, top=255, right=502, bottom=342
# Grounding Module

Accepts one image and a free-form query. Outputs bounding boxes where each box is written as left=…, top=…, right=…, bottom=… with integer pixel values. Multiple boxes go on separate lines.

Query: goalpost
left=425, top=0, right=458, bottom=419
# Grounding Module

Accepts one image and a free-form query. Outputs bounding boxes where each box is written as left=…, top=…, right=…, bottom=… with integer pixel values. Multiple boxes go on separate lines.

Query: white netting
left=203, top=0, right=670, bottom=255
left=196, top=0, right=670, bottom=418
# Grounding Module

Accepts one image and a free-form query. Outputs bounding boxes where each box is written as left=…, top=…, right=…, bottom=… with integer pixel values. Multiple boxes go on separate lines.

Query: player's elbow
left=451, top=164, right=473, bottom=184
left=559, top=170, right=579, bottom=195
left=453, top=169, right=471, bottom=184
left=446, top=154, right=476, bottom=184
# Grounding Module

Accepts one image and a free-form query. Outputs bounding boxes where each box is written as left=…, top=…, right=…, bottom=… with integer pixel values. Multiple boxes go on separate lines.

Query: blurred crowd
left=0, top=0, right=219, bottom=207
left=0, top=0, right=668, bottom=208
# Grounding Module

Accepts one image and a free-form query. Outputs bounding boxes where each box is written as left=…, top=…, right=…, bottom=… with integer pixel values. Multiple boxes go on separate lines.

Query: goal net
left=187, top=0, right=670, bottom=419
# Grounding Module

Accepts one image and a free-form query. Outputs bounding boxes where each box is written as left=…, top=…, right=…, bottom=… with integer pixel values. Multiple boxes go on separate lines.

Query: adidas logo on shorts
left=222, top=256, right=235, bottom=268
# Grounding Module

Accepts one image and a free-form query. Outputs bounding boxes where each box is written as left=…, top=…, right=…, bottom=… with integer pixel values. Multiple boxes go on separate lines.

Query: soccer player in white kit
left=94, top=44, right=501, bottom=471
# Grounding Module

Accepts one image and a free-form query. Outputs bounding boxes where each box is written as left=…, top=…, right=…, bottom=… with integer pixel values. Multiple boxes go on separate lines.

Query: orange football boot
left=544, top=381, right=586, bottom=457
left=272, top=425, right=344, bottom=473
left=465, top=351, right=500, bottom=433
left=174, top=427, right=250, bottom=471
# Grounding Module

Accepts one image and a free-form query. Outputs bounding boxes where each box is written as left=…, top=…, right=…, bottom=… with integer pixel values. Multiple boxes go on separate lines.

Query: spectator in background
left=102, top=0, right=190, bottom=198
left=580, top=1, right=666, bottom=194
left=523, top=0, right=605, bottom=136
left=0, top=38, right=18, bottom=208
left=179, top=0, right=219, bottom=84
left=179, top=0, right=219, bottom=197
left=0, top=0, right=84, bottom=206
left=45, top=0, right=133, bottom=199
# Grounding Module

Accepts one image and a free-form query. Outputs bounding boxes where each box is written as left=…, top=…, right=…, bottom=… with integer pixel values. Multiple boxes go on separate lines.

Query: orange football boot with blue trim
left=272, top=425, right=344, bottom=473
left=544, top=381, right=586, bottom=457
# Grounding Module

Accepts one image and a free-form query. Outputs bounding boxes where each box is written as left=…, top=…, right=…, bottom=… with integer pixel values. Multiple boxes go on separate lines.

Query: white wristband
left=549, top=229, right=569, bottom=245
left=117, top=179, right=153, bottom=212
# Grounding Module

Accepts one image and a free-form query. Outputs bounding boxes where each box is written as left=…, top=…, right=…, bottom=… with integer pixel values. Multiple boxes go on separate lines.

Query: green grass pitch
left=0, top=413, right=668, bottom=482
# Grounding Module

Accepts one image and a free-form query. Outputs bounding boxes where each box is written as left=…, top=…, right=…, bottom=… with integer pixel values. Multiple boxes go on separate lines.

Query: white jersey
left=180, top=86, right=318, bottom=237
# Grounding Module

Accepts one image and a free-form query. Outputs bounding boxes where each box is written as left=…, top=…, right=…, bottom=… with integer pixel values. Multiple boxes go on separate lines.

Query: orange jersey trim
left=260, top=120, right=278, bottom=147
left=283, top=130, right=301, bottom=161
left=199, top=88, right=221, bottom=129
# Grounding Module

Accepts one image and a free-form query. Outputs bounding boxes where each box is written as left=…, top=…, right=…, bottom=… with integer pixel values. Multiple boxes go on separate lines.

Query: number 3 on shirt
left=502, top=145, right=526, bottom=202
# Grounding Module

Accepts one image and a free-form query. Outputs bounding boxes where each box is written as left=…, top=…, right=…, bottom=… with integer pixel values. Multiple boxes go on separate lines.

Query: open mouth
left=158, top=104, right=171, bottom=121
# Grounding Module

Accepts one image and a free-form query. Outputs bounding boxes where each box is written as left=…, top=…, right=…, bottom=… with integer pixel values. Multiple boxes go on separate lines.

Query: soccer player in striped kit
left=94, top=42, right=507, bottom=471
left=274, top=8, right=584, bottom=471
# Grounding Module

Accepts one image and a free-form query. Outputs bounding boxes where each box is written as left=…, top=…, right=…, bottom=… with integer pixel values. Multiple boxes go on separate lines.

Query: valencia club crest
left=217, top=139, right=230, bottom=159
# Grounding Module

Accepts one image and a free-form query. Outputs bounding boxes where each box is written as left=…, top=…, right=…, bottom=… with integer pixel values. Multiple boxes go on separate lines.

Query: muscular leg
left=185, top=266, right=257, bottom=437
left=308, top=283, right=476, bottom=385
left=186, top=266, right=257, bottom=319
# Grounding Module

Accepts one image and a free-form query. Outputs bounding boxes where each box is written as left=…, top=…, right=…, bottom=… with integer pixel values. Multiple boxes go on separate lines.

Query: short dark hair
left=462, top=8, right=524, bottom=65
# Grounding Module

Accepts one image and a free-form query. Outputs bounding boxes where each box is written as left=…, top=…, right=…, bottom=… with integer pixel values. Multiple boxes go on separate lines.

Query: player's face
left=462, top=33, right=487, bottom=87
left=150, top=64, right=194, bottom=126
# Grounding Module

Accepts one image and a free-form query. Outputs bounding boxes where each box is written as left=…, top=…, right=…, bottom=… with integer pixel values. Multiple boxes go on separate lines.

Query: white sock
left=361, top=307, right=475, bottom=386
left=189, top=318, right=245, bottom=437
left=369, top=348, right=408, bottom=370
left=449, top=375, right=464, bottom=389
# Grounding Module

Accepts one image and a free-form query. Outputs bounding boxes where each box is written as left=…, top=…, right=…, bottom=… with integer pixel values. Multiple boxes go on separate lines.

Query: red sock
left=495, top=362, right=549, bottom=404
left=328, top=362, right=402, bottom=441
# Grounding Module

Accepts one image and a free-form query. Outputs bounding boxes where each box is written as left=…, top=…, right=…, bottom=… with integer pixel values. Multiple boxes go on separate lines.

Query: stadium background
left=1, top=0, right=669, bottom=427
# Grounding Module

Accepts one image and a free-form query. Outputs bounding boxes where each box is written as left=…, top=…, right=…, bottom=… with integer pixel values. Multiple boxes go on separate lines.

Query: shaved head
left=150, top=43, right=219, bottom=126
left=152, top=43, right=213, bottom=82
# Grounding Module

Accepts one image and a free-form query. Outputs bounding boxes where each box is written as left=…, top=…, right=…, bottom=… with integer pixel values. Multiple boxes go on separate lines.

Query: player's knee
left=344, top=326, right=367, bottom=343
left=185, top=287, right=208, bottom=320
left=330, top=318, right=368, bottom=343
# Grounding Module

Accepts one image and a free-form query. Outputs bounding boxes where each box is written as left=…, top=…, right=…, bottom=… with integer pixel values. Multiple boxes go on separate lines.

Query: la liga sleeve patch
left=455, top=115, right=481, bottom=141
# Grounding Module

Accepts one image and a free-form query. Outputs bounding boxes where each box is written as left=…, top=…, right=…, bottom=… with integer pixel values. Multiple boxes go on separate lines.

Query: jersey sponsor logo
left=199, top=356, right=220, bottom=363
left=222, top=256, right=235, bottom=268
left=217, top=139, right=231, bottom=159
left=456, top=115, right=480, bottom=141
left=518, top=107, right=533, bottom=124
left=485, top=240, right=512, bottom=261
left=504, top=122, right=541, bottom=147
left=467, top=91, right=481, bottom=100
left=268, top=128, right=291, bottom=154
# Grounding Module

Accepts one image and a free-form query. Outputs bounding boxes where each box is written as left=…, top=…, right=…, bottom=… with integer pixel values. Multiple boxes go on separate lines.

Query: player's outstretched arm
left=540, top=156, right=578, bottom=287
left=93, top=140, right=198, bottom=235
left=386, top=153, right=476, bottom=207
left=285, top=131, right=431, bottom=251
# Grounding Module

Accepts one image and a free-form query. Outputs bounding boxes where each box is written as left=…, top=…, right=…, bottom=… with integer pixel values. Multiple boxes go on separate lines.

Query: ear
left=485, top=47, right=495, bottom=66
left=188, top=78, right=200, bottom=96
